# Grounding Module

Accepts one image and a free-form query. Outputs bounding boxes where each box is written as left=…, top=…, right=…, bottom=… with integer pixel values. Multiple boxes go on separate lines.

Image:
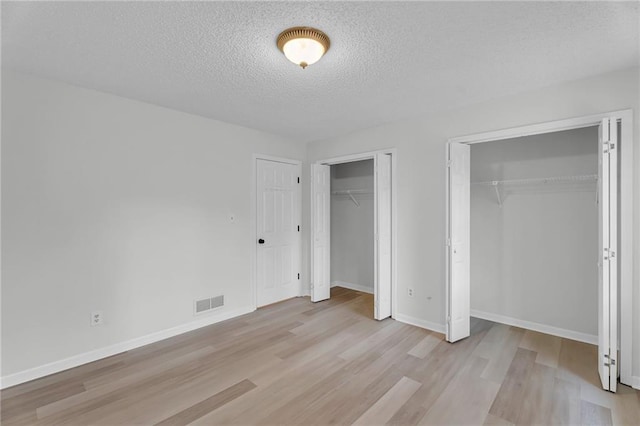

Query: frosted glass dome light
left=277, top=27, right=330, bottom=69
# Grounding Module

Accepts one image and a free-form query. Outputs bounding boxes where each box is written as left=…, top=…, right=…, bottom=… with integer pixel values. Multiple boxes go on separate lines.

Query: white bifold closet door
left=598, top=118, right=618, bottom=392
left=446, top=143, right=471, bottom=343
left=311, top=163, right=331, bottom=302
left=374, top=153, right=392, bottom=320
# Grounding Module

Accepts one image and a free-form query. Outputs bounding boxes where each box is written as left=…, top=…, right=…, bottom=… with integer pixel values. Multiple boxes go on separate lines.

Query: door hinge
left=298, top=273, right=300, bottom=280
left=297, top=177, right=300, bottom=184
left=297, top=225, right=300, bottom=232
left=604, top=353, right=616, bottom=367
left=446, top=238, right=451, bottom=247
left=602, top=119, right=611, bottom=143
left=446, top=160, right=452, bottom=168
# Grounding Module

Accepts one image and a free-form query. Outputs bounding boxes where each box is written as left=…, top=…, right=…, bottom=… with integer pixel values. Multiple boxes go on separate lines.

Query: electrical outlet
left=408, top=288, right=414, bottom=297
left=90, top=311, right=104, bottom=327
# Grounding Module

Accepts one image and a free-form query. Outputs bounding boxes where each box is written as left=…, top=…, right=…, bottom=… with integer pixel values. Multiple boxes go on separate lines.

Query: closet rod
left=472, top=174, right=598, bottom=186
left=331, top=189, right=372, bottom=194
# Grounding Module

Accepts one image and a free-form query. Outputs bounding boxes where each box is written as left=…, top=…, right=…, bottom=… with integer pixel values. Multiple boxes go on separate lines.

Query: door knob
left=258, top=239, right=265, bottom=244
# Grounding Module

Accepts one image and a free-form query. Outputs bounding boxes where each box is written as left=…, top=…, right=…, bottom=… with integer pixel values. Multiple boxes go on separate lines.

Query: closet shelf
left=332, top=189, right=372, bottom=207
left=472, top=174, right=598, bottom=186
left=472, top=174, right=598, bottom=207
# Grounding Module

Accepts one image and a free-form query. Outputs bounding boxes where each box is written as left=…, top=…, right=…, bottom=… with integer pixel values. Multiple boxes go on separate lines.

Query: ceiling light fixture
left=277, top=27, right=330, bottom=69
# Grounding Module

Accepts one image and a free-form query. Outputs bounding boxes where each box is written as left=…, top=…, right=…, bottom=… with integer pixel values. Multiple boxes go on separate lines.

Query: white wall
left=1, top=71, right=304, bottom=381
left=305, top=68, right=640, bottom=378
left=330, top=160, right=374, bottom=292
left=3, top=67, right=639, bottom=386
left=470, top=127, right=598, bottom=336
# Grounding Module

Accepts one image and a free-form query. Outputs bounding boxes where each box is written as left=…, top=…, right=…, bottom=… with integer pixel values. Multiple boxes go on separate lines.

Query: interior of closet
left=330, top=160, right=375, bottom=305
left=470, top=126, right=599, bottom=339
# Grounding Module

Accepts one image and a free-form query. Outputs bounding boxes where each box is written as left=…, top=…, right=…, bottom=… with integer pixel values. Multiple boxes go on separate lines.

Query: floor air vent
left=194, top=295, right=224, bottom=315
left=211, top=295, right=224, bottom=309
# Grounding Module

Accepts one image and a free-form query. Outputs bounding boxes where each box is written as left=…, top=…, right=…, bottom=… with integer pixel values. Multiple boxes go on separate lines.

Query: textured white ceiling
left=2, top=1, right=638, bottom=142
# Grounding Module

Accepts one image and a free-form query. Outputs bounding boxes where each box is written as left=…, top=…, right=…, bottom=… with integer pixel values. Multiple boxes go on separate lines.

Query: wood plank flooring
left=2, top=287, right=639, bottom=425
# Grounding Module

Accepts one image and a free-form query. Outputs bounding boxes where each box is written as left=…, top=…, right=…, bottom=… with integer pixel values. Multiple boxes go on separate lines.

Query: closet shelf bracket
left=347, top=191, right=360, bottom=207
left=492, top=181, right=503, bottom=207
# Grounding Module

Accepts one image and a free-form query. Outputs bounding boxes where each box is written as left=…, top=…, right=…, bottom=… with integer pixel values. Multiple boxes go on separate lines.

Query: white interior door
left=256, top=159, right=300, bottom=307
left=598, top=118, right=618, bottom=392
left=374, top=153, right=392, bottom=320
left=446, top=143, right=471, bottom=343
left=311, top=163, right=331, bottom=302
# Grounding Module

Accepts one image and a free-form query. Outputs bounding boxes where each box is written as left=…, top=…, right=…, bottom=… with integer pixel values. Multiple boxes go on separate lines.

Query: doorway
left=254, top=156, right=302, bottom=307
left=330, top=160, right=375, bottom=296
left=469, top=125, right=599, bottom=344
left=311, top=150, right=396, bottom=320
left=445, top=111, right=633, bottom=392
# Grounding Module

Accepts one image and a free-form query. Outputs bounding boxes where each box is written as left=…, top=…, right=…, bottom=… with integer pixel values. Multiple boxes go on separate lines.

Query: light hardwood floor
left=2, top=287, right=639, bottom=425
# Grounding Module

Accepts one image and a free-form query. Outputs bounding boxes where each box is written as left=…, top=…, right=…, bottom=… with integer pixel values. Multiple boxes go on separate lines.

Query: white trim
left=395, top=314, right=446, bottom=334
left=618, top=111, right=633, bottom=387
left=251, top=154, right=303, bottom=166
left=251, top=154, right=303, bottom=310
left=446, top=110, right=633, bottom=385
left=449, top=109, right=632, bottom=145
left=391, top=151, right=398, bottom=321
left=314, top=148, right=398, bottom=319
left=0, top=306, right=254, bottom=389
left=444, top=143, right=451, bottom=340
left=471, top=309, right=598, bottom=345
left=444, top=143, right=464, bottom=342
left=632, top=376, right=640, bottom=390
left=331, top=280, right=374, bottom=295
left=316, top=148, right=395, bottom=166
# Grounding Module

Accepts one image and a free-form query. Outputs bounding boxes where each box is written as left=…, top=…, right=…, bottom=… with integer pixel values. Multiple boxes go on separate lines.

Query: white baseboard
left=331, top=280, right=373, bottom=294
left=394, top=313, right=445, bottom=334
left=470, top=309, right=598, bottom=345
left=632, top=376, right=640, bottom=390
left=0, top=306, right=254, bottom=389
left=300, top=281, right=310, bottom=297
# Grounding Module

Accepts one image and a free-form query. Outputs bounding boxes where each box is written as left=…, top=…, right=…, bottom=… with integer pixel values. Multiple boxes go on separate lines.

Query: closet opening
left=445, top=111, right=633, bottom=393
left=470, top=125, right=599, bottom=345
left=311, top=150, right=396, bottom=321
left=330, top=160, right=375, bottom=317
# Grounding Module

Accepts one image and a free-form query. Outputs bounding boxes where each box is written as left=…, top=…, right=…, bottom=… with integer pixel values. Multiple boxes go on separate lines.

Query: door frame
left=251, top=154, right=303, bottom=311
left=445, top=109, right=633, bottom=386
left=311, top=148, right=398, bottom=318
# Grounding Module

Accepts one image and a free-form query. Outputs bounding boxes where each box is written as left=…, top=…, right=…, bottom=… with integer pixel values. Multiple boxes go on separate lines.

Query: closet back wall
left=470, top=127, right=599, bottom=337
left=330, top=160, right=374, bottom=293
